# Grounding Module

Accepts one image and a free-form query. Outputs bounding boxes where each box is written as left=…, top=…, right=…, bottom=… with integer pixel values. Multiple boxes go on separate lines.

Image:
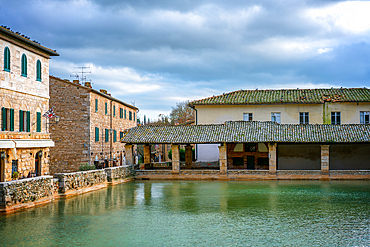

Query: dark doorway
left=0, top=152, right=5, bottom=182
left=35, top=151, right=42, bottom=176
left=232, top=157, right=244, bottom=167
left=12, top=160, right=18, bottom=176
left=247, top=156, right=255, bottom=169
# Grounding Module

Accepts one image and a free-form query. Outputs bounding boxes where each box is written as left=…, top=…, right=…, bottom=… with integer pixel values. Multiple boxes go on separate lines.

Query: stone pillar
left=142, top=144, right=151, bottom=170
left=171, top=144, right=180, bottom=174
left=268, top=143, right=277, bottom=174
left=321, top=145, right=330, bottom=179
left=185, top=144, right=192, bottom=169
left=218, top=143, right=227, bottom=174
left=125, top=144, right=134, bottom=166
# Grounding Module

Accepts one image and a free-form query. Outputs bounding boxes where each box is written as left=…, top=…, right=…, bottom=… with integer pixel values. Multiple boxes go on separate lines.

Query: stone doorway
left=35, top=151, right=42, bottom=176
left=0, top=152, right=5, bottom=182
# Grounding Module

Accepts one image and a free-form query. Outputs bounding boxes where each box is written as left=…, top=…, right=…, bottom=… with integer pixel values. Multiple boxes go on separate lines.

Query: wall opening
left=329, top=144, right=370, bottom=170
left=277, top=144, right=320, bottom=170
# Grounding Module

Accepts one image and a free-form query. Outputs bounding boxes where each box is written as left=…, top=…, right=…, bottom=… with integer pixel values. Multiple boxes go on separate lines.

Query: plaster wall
left=330, top=144, right=370, bottom=170
left=277, top=144, right=321, bottom=170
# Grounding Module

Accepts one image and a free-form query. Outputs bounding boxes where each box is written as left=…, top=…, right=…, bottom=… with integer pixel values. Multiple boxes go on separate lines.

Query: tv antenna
left=71, top=66, right=91, bottom=83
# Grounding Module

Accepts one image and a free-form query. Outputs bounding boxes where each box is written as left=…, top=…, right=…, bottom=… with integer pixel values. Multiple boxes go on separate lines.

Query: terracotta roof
left=189, top=88, right=370, bottom=106
left=0, top=26, right=59, bottom=56
left=121, top=121, right=370, bottom=144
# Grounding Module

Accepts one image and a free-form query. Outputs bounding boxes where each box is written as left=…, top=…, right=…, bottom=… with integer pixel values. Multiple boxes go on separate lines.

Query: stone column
left=218, top=143, right=227, bottom=174
left=171, top=144, right=180, bottom=174
left=268, top=143, right=277, bottom=174
left=321, top=145, right=330, bottom=179
left=142, top=144, right=151, bottom=170
left=125, top=144, right=134, bottom=166
left=185, top=144, right=192, bottom=169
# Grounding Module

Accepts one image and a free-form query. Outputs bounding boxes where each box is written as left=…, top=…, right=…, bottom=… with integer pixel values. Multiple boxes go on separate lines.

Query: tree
left=169, top=100, right=195, bottom=125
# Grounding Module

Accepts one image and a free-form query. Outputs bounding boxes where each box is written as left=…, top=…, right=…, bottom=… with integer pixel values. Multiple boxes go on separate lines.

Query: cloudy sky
left=2, top=0, right=370, bottom=121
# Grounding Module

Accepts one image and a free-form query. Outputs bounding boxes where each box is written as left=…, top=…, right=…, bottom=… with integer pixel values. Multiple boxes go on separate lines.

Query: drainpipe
left=110, top=99, right=113, bottom=167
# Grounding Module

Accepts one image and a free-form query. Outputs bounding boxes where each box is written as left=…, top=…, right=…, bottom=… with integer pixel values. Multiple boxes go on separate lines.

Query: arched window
left=36, top=60, right=41, bottom=81
left=3, top=47, right=10, bottom=72
left=21, top=54, right=27, bottom=77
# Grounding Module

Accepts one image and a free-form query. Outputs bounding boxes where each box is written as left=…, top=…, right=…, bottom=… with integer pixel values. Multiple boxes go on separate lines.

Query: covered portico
left=121, top=121, right=370, bottom=179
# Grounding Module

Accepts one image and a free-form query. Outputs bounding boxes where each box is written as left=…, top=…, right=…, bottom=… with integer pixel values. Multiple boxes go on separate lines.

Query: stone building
left=0, top=26, right=59, bottom=181
left=49, top=76, right=138, bottom=174
left=189, top=88, right=370, bottom=162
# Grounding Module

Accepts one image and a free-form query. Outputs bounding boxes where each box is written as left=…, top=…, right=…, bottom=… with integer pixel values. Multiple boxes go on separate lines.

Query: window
left=113, top=130, right=117, bottom=142
left=105, top=129, right=109, bottom=142
left=120, top=108, right=123, bottom=118
left=299, top=112, right=309, bottom=124
left=243, top=113, right=253, bottom=121
left=124, top=109, right=127, bottom=119
left=36, top=60, right=41, bottom=81
left=271, top=112, right=281, bottom=124
left=95, top=127, right=99, bottom=142
left=245, top=144, right=257, bottom=152
left=4, top=47, right=10, bottom=72
left=331, top=112, right=341, bottom=125
left=21, top=54, right=27, bottom=77
left=113, top=105, right=116, bottom=117
left=95, top=99, right=98, bottom=112
left=105, top=102, right=108, bottom=115
left=133, top=112, right=135, bottom=122
left=129, top=111, right=132, bottom=120
left=1, top=107, right=14, bottom=131
left=360, top=111, right=369, bottom=124
left=36, top=112, right=41, bottom=132
left=120, top=131, right=124, bottom=140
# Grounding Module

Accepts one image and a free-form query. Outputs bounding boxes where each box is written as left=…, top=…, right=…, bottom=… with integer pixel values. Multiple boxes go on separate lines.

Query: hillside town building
left=0, top=26, right=59, bottom=181
left=49, top=76, right=138, bottom=174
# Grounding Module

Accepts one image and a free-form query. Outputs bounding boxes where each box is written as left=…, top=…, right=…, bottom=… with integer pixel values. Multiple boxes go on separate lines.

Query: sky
left=1, top=0, right=370, bottom=121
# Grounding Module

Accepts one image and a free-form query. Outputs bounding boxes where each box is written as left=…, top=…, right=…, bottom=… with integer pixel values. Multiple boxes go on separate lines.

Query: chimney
left=100, top=89, right=107, bottom=94
left=73, top=80, right=80, bottom=84
left=84, top=82, right=92, bottom=88
left=108, top=93, right=111, bottom=96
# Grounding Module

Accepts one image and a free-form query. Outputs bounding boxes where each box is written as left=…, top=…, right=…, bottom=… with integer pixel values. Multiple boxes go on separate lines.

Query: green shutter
left=95, top=127, right=99, bottom=142
left=19, top=110, right=23, bottom=131
left=124, top=109, right=126, bottom=119
left=113, top=130, right=117, bottom=142
left=10, top=108, right=14, bottom=131
left=105, top=103, right=107, bottom=115
left=113, top=105, right=115, bottom=117
left=134, top=112, right=135, bottom=121
left=105, top=129, right=109, bottom=142
left=36, top=60, right=41, bottom=81
left=36, top=112, right=41, bottom=132
left=95, top=99, right=98, bottom=112
left=4, top=47, right=10, bottom=72
left=21, top=54, right=27, bottom=77
left=2, top=107, right=6, bottom=131
left=26, top=111, right=30, bottom=132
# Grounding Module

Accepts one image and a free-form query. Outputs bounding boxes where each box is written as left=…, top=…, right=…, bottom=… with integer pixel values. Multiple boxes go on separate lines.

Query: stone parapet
left=0, top=176, right=54, bottom=213
left=105, top=165, right=134, bottom=184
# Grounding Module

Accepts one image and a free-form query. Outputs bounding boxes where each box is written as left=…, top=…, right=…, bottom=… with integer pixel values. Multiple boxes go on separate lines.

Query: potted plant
left=12, top=171, right=19, bottom=180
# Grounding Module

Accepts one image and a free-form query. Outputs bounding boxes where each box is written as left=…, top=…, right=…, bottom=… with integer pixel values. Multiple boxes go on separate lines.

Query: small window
left=1, top=107, right=14, bottom=131
left=36, top=60, right=41, bottom=81
left=299, top=112, right=309, bottom=124
left=124, top=109, right=127, bottom=119
left=271, top=112, right=281, bottom=124
left=21, top=54, right=27, bottom=77
left=95, top=99, right=98, bottom=112
left=120, top=108, right=123, bottom=118
left=120, top=131, right=124, bottom=139
left=105, top=128, right=109, bottom=142
left=245, top=144, right=256, bottom=152
left=113, top=130, right=117, bottom=142
left=113, top=105, right=116, bottom=117
left=36, top=112, right=41, bottom=132
left=243, top=113, right=253, bottom=121
left=360, top=111, right=369, bottom=124
left=105, top=102, right=108, bottom=115
left=4, top=47, right=10, bottom=72
left=133, top=112, right=135, bottom=122
left=331, top=112, right=341, bottom=125
left=95, top=127, right=99, bottom=142
left=129, top=111, right=132, bottom=120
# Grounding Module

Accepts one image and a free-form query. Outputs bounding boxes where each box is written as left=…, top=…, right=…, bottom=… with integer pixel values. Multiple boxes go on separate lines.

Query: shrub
left=79, top=163, right=96, bottom=171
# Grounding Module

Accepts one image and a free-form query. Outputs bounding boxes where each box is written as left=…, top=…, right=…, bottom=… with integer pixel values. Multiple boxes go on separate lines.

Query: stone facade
left=105, top=165, right=134, bottom=184
left=0, top=26, right=58, bottom=182
left=49, top=76, right=138, bottom=174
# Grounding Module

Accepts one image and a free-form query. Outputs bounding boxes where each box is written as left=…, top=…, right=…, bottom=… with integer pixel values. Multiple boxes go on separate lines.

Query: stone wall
left=0, top=176, right=54, bottom=212
left=105, top=165, right=134, bottom=183
left=54, top=169, right=107, bottom=194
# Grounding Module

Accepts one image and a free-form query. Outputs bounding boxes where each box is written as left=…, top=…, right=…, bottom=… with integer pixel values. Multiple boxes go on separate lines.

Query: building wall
left=277, top=144, right=321, bottom=170
left=330, top=144, right=370, bottom=170
left=89, top=91, right=137, bottom=166
left=49, top=77, right=91, bottom=173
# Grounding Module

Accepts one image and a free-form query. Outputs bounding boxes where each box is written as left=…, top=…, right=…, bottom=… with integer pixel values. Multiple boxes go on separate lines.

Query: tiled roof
left=189, top=88, right=370, bottom=106
left=121, top=121, right=370, bottom=144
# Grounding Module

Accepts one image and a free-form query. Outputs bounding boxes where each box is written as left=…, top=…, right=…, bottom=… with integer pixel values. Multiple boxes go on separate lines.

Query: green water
left=1, top=180, right=370, bottom=246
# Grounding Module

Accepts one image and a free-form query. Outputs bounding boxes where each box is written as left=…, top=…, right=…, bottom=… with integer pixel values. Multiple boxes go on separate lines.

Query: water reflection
left=0, top=180, right=370, bottom=246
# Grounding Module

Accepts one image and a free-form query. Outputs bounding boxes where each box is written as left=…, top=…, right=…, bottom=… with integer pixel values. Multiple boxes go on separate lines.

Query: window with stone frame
left=95, top=99, right=98, bottom=112
left=21, top=54, right=27, bottom=77
left=105, top=102, right=108, bottom=115
left=1, top=107, right=14, bottom=131
left=36, top=60, right=41, bottom=81
left=299, top=112, right=309, bottom=124
left=3, top=47, right=10, bottom=72
left=95, top=127, right=99, bottom=142
left=113, top=105, right=116, bottom=117
left=19, top=110, right=30, bottom=132
left=36, top=112, right=41, bottom=132
left=129, top=111, right=132, bottom=120
left=105, top=128, right=109, bottom=142
left=331, top=112, right=341, bottom=125
left=243, top=113, right=253, bottom=121
left=120, top=108, right=123, bottom=118
left=360, top=111, right=369, bottom=124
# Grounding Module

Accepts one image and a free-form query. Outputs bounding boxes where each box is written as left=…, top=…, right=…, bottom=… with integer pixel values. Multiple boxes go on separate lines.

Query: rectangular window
left=36, top=112, right=41, bottom=132
left=124, top=109, right=126, bottom=119
left=1, top=108, right=14, bottom=131
left=331, top=112, right=341, bottom=125
left=95, top=127, right=99, bottom=142
left=105, top=128, right=109, bottom=142
left=113, top=130, right=117, bottom=142
left=129, top=111, right=132, bottom=120
left=105, top=102, right=108, bottom=115
left=113, top=105, right=116, bottom=117
left=95, top=99, right=98, bottom=112
left=243, top=113, right=253, bottom=121
left=18, top=110, right=29, bottom=132
left=120, top=108, right=123, bottom=118
left=26, top=111, right=30, bottom=132
left=271, top=112, right=281, bottom=124
left=120, top=131, right=123, bottom=140
left=299, top=112, right=309, bottom=124
left=360, top=111, right=369, bottom=124
left=133, top=112, right=135, bottom=122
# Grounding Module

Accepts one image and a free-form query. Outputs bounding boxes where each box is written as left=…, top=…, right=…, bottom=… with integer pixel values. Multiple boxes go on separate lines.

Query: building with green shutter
left=0, top=26, right=59, bottom=182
